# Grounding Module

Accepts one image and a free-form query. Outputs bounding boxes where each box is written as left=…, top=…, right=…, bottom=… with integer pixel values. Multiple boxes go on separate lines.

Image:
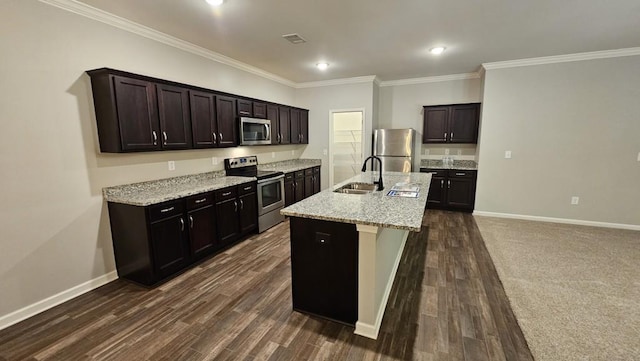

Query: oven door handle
left=257, top=174, right=284, bottom=184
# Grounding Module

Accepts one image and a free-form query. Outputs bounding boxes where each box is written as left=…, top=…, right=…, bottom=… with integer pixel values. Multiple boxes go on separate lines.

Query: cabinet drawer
left=448, top=170, right=477, bottom=178
left=304, top=168, right=313, bottom=176
left=238, top=182, right=256, bottom=195
left=421, top=168, right=447, bottom=177
left=285, top=173, right=294, bottom=182
left=186, top=192, right=214, bottom=210
left=149, top=200, right=184, bottom=222
left=215, top=187, right=237, bottom=202
left=294, top=170, right=305, bottom=178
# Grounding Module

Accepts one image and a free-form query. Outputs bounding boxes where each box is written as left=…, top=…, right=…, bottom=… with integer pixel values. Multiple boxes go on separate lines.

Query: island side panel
left=289, top=217, right=358, bottom=325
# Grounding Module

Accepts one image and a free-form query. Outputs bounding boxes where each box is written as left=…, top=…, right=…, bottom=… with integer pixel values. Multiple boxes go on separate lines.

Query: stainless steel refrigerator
left=372, top=128, right=415, bottom=172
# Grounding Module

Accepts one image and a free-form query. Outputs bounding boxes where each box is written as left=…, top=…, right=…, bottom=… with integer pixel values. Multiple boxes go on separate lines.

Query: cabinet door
left=150, top=215, right=188, bottom=279
left=290, top=108, right=301, bottom=144
left=304, top=174, right=314, bottom=198
left=189, top=91, right=217, bottom=148
left=238, top=193, right=258, bottom=235
left=188, top=205, right=218, bottom=259
left=253, top=102, right=267, bottom=119
left=313, top=167, right=321, bottom=194
left=113, top=76, right=160, bottom=151
left=422, top=106, right=449, bottom=143
left=216, top=96, right=238, bottom=147
left=427, top=175, right=446, bottom=207
left=294, top=176, right=305, bottom=202
left=237, top=99, right=252, bottom=117
left=216, top=198, right=240, bottom=245
left=156, top=84, right=192, bottom=149
left=267, top=104, right=280, bottom=145
left=284, top=178, right=295, bottom=207
left=447, top=177, right=476, bottom=209
left=449, top=104, right=479, bottom=143
left=278, top=106, right=291, bottom=144
left=300, top=110, right=309, bottom=144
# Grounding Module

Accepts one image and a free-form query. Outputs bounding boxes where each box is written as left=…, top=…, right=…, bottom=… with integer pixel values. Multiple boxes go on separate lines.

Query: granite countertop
left=281, top=171, right=432, bottom=232
left=258, top=159, right=322, bottom=173
left=420, top=159, right=478, bottom=170
left=103, top=171, right=255, bottom=206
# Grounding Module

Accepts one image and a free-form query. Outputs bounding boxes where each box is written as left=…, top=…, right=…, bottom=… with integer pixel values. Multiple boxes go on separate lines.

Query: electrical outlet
left=291, top=150, right=295, bottom=156
left=211, top=157, right=218, bottom=165
left=323, top=149, right=328, bottom=156
left=271, top=152, right=275, bottom=158
left=168, top=161, right=175, bottom=171
left=571, top=196, right=579, bottom=205
left=444, top=149, right=450, bottom=155
left=424, top=149, right=430, bottom=155
left=637, top=151, right=640, bottom=162
left=505, top=150, right=512, bottom=159
left=457, top=149, right=462, bottom=156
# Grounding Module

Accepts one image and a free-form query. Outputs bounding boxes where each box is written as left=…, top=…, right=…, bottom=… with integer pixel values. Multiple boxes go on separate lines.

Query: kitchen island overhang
left=281, top=171, right=432, bottom=339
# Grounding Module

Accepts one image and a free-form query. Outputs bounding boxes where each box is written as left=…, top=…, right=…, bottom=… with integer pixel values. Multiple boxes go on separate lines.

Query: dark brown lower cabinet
left=421, top=168, right=477, bottom=211
left=284, top=166, right=322, bottom=207
left=107, top=182, right=257, bottom=286
left=289, top=217, right=358, bottom=325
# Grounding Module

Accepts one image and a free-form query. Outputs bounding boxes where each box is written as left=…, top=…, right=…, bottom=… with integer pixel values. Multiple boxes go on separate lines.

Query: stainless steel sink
left=333, top=182, right=377, bottom=194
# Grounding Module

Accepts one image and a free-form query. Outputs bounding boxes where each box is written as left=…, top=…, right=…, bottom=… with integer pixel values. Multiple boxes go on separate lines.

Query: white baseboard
left=473, top=211, right=640, bottom=231
left=0, top=271, right=118, bottom=331
left=354, top=231, right=409, bottom=340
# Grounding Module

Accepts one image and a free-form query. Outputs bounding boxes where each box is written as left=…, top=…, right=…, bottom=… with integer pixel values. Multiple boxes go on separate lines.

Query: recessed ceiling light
left=206, top=0, right=224, bottom=6
left=429, top=47, right=446, bottom=55
left=316, top=62, right=329, bottom=70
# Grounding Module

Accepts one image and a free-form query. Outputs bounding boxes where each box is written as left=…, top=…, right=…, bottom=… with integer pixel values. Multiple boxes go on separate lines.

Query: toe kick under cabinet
left=107, top=182, right=257, bottom=286
left=420, top=169, right=477, bottom=212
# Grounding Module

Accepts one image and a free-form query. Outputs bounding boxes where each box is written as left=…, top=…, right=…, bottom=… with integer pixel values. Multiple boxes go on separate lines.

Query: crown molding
left=482, top=47, right=640, bottom=71
left=295, top=75, right=378, bottom=89
left=378, top=72, right=480, bottom=87
left=39, top=0, right=296, bottom=88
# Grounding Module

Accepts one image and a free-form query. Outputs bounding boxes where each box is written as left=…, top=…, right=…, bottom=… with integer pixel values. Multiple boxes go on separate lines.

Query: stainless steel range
left=224, top=156, right=285, bottom=233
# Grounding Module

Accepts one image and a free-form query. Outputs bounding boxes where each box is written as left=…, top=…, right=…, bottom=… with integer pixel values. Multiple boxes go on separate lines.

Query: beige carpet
left=474, top=216, right=640, bottom=361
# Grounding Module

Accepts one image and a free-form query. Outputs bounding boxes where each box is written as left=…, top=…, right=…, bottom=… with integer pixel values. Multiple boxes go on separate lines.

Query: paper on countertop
left=386, top=190, right=419, bottom=198
left=391, top=182, right=420, bottom=192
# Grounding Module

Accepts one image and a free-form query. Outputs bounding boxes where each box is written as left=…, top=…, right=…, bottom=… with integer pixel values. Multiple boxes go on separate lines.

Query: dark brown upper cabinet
left=156, top=84, right=192, bottom=150
left=252, top=102, right=267, bottom=119
left=189, top=90, right=217, bottom=148
left=423, top=103, right=480, bottom=144
left=289, top=108, right=309, bottom=144
left=290, top=108, right=301, bottom=144
left=237, top=98, right=252, bottom=117
left=299, top=110, right=309, bottom=144
left=278, top=106, right=291, bottom=144
left=216, top=96, right=238, bottom=147
left=267, top=104, right=280, bottom=145
left=87, top=68, right=307, bottom=152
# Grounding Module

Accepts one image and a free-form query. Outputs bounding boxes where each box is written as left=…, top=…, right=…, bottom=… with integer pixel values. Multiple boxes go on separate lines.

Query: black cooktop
left=224, top=156, right=283, bottom=180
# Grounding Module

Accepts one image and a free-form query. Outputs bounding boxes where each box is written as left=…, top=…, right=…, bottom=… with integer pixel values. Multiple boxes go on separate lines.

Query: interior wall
left=477, top=56, right=640, bottom=226
left=296, top=82, right=375, bottom=190
left=377, top=78, right=482, bottom=168
left=0, top=0, right=298, bottom=320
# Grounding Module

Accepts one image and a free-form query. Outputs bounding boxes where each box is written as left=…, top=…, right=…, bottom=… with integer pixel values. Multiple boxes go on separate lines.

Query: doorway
left=329, top=110, right=364, bottom=186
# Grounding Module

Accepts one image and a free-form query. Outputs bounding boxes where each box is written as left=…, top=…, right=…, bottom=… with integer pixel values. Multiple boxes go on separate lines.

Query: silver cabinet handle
left=152, top=131, right=158, bottom=145
left=448, top=180, right=451, bottom=189
left=212, top=132, right=216, bottom=143
left=244, top=186, right=252, bottom=191
left=456, top=173, right=465, bottom=176
left=160, top=206, right=174, bottom=213
left=195, top=198, right=207, bottom=204
left=240, top=199, right=244, bottom=210
left=222, top=191, right=232, bottom=196
left=234, top=201, right=238, bottom=212
left=189, top=215, right=194, bottom=229
left=440, top=180, right=444, bottom=188
left=443, top=132, right=447, bottom=140
left=180, top=217, right=184, bottom=231
left=163, top=131, right=168, bottom=145
left=219, top=133, right=223, bottom=141
left=450, top=132, right=454, bottom=140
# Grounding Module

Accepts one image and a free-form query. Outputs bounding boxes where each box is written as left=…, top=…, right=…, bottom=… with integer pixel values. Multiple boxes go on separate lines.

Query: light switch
left=168, top=161, right=176, bottom=171
left=271, top=152, right=276, bottom=158
left=505, top=151, right=512, bottom=159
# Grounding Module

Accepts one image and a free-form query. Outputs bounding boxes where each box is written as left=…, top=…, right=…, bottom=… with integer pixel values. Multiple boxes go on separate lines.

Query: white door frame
left=328, top=108, right=366, bottom=187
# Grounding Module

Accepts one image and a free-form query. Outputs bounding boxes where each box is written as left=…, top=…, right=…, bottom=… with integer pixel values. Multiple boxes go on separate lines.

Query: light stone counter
left=103, top=171, right=255, bottom=206
left=281, top=171, right=432, bottom=232
left=258, top=158, right=322, bottom=173
left=420, top=159, right=477, bottom=170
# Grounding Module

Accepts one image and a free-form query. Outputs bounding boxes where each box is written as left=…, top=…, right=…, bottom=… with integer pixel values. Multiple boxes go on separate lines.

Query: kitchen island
left=281, top=171, right=432, bottom=339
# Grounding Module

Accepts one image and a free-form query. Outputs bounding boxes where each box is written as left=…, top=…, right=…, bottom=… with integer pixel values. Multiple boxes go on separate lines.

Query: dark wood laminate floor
left=0, top=210, right=533, bottom=361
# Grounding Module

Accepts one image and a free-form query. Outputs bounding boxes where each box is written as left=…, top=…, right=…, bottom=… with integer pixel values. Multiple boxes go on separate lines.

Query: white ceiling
left=76, top=0, right=640, bottom=83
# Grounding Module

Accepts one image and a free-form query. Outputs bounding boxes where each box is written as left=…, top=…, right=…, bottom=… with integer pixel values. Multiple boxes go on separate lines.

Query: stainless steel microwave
left=240, top=117, right=271, bottom=145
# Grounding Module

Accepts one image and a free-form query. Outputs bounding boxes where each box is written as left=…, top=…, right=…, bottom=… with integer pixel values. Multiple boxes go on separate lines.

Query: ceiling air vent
left=282, top=33, right=307, bottom=44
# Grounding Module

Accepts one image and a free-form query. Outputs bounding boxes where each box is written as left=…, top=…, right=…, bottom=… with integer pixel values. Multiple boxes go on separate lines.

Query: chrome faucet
left=361, top=156, right=384, bottom=191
